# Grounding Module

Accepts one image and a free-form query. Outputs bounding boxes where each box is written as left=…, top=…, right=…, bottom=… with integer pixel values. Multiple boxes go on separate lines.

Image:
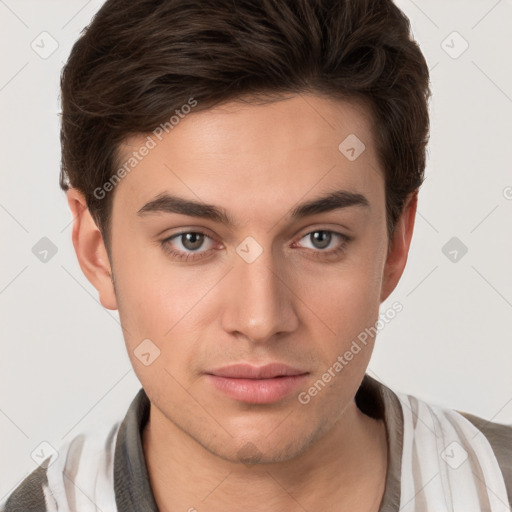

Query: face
left=71, top=93, right=414, bottom=464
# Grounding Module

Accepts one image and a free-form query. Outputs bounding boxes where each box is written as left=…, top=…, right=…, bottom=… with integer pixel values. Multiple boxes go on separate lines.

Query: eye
left=161, top=230, right=218, bottom=261
left=161, top=229, right=351, bottom=262
left=294, top=230, right=351, bottom=259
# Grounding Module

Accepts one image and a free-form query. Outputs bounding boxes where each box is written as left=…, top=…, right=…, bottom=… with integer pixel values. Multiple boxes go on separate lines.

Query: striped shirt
left=1, top=374, right=511, bottom=511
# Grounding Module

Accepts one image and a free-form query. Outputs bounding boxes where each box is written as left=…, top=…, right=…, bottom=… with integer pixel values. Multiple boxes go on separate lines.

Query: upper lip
left=206, top=363, right=308, bottom=379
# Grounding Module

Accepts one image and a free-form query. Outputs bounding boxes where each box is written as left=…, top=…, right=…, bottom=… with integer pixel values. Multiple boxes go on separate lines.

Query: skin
left=67, top=93, right=417, bottom=511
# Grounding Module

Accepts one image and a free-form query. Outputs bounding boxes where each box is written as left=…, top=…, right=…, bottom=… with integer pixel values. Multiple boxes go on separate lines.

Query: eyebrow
left=137, top=189, right=369, bottom=227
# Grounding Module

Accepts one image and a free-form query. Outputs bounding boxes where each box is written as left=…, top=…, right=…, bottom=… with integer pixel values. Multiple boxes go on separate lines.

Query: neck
left=142, top=400, right=388, bottom=512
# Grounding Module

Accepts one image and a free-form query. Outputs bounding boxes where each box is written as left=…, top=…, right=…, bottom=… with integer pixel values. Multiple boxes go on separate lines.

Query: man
left=2, top=0, right=511, bottom=511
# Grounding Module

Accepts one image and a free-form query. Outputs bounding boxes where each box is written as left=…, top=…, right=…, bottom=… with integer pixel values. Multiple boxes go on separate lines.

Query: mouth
left=204, top=363, right=309, bottom=404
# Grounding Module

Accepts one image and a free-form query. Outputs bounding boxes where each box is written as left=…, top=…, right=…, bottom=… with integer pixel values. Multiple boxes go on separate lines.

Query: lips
left=204, top=363, right=309, bottom=404
left=206, top=363, right=307, bottom=379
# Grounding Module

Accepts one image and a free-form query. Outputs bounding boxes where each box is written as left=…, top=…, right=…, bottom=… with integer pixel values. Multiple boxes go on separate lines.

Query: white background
left=1, top=0, right=511, bottom=498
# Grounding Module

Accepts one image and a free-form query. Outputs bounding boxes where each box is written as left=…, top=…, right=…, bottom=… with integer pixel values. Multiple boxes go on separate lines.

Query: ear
left=380, top=191, right=418, bottom=303
left=66, top=188, right=118, bottom=310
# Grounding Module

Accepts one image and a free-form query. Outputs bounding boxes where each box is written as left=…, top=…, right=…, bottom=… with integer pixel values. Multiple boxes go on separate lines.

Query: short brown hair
left=59, top=0, right=430, bottom=254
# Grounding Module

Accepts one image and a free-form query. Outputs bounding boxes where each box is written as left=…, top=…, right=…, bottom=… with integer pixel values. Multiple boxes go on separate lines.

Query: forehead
left=112, top=93, right=383, bottom=222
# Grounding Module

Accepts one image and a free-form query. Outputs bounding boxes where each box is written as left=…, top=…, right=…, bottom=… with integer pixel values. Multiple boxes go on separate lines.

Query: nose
left=220, top=241, right=299, bottom=344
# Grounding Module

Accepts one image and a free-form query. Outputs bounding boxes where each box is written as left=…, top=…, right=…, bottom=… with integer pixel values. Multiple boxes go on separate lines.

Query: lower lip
left=205, top=374, right=309, bottom=404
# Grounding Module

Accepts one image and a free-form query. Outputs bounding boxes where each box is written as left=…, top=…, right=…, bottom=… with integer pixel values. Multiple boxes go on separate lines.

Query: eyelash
left=161, top=229, right=351, bottom=262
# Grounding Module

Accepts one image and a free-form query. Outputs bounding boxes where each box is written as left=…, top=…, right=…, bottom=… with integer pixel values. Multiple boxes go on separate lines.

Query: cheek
left=115, top=271, right=203, bottom=392
left=293, top=254, right=385, bottom=414
left=298, top=244, right=385, bottom=338
left=112, top=246, right=218, bottom=376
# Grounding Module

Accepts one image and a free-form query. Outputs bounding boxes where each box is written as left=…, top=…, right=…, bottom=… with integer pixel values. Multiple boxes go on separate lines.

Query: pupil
left=312, top=231, right=330, bottom=249
left=183, top=233, right=203, bottom=250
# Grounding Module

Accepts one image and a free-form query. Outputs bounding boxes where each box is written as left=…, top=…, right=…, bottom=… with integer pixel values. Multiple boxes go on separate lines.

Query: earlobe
left=66, top=188, right=118, bottom=310
left=380, top=192, right=418, bottom=303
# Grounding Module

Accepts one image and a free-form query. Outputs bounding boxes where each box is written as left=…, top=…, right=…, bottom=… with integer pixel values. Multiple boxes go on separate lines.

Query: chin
left=200, top=427, right=320, bottom=466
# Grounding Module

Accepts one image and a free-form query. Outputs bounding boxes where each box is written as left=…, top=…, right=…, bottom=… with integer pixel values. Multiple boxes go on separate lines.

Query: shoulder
left=457, top=409, right=512, bottom=500
left=391, top=388, right=512, bottom=508
left=458, top=409, right=512, bottom=457
left=0, top=465, right=49, bottom=512
left=0, top=421, right=121, bottom=512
